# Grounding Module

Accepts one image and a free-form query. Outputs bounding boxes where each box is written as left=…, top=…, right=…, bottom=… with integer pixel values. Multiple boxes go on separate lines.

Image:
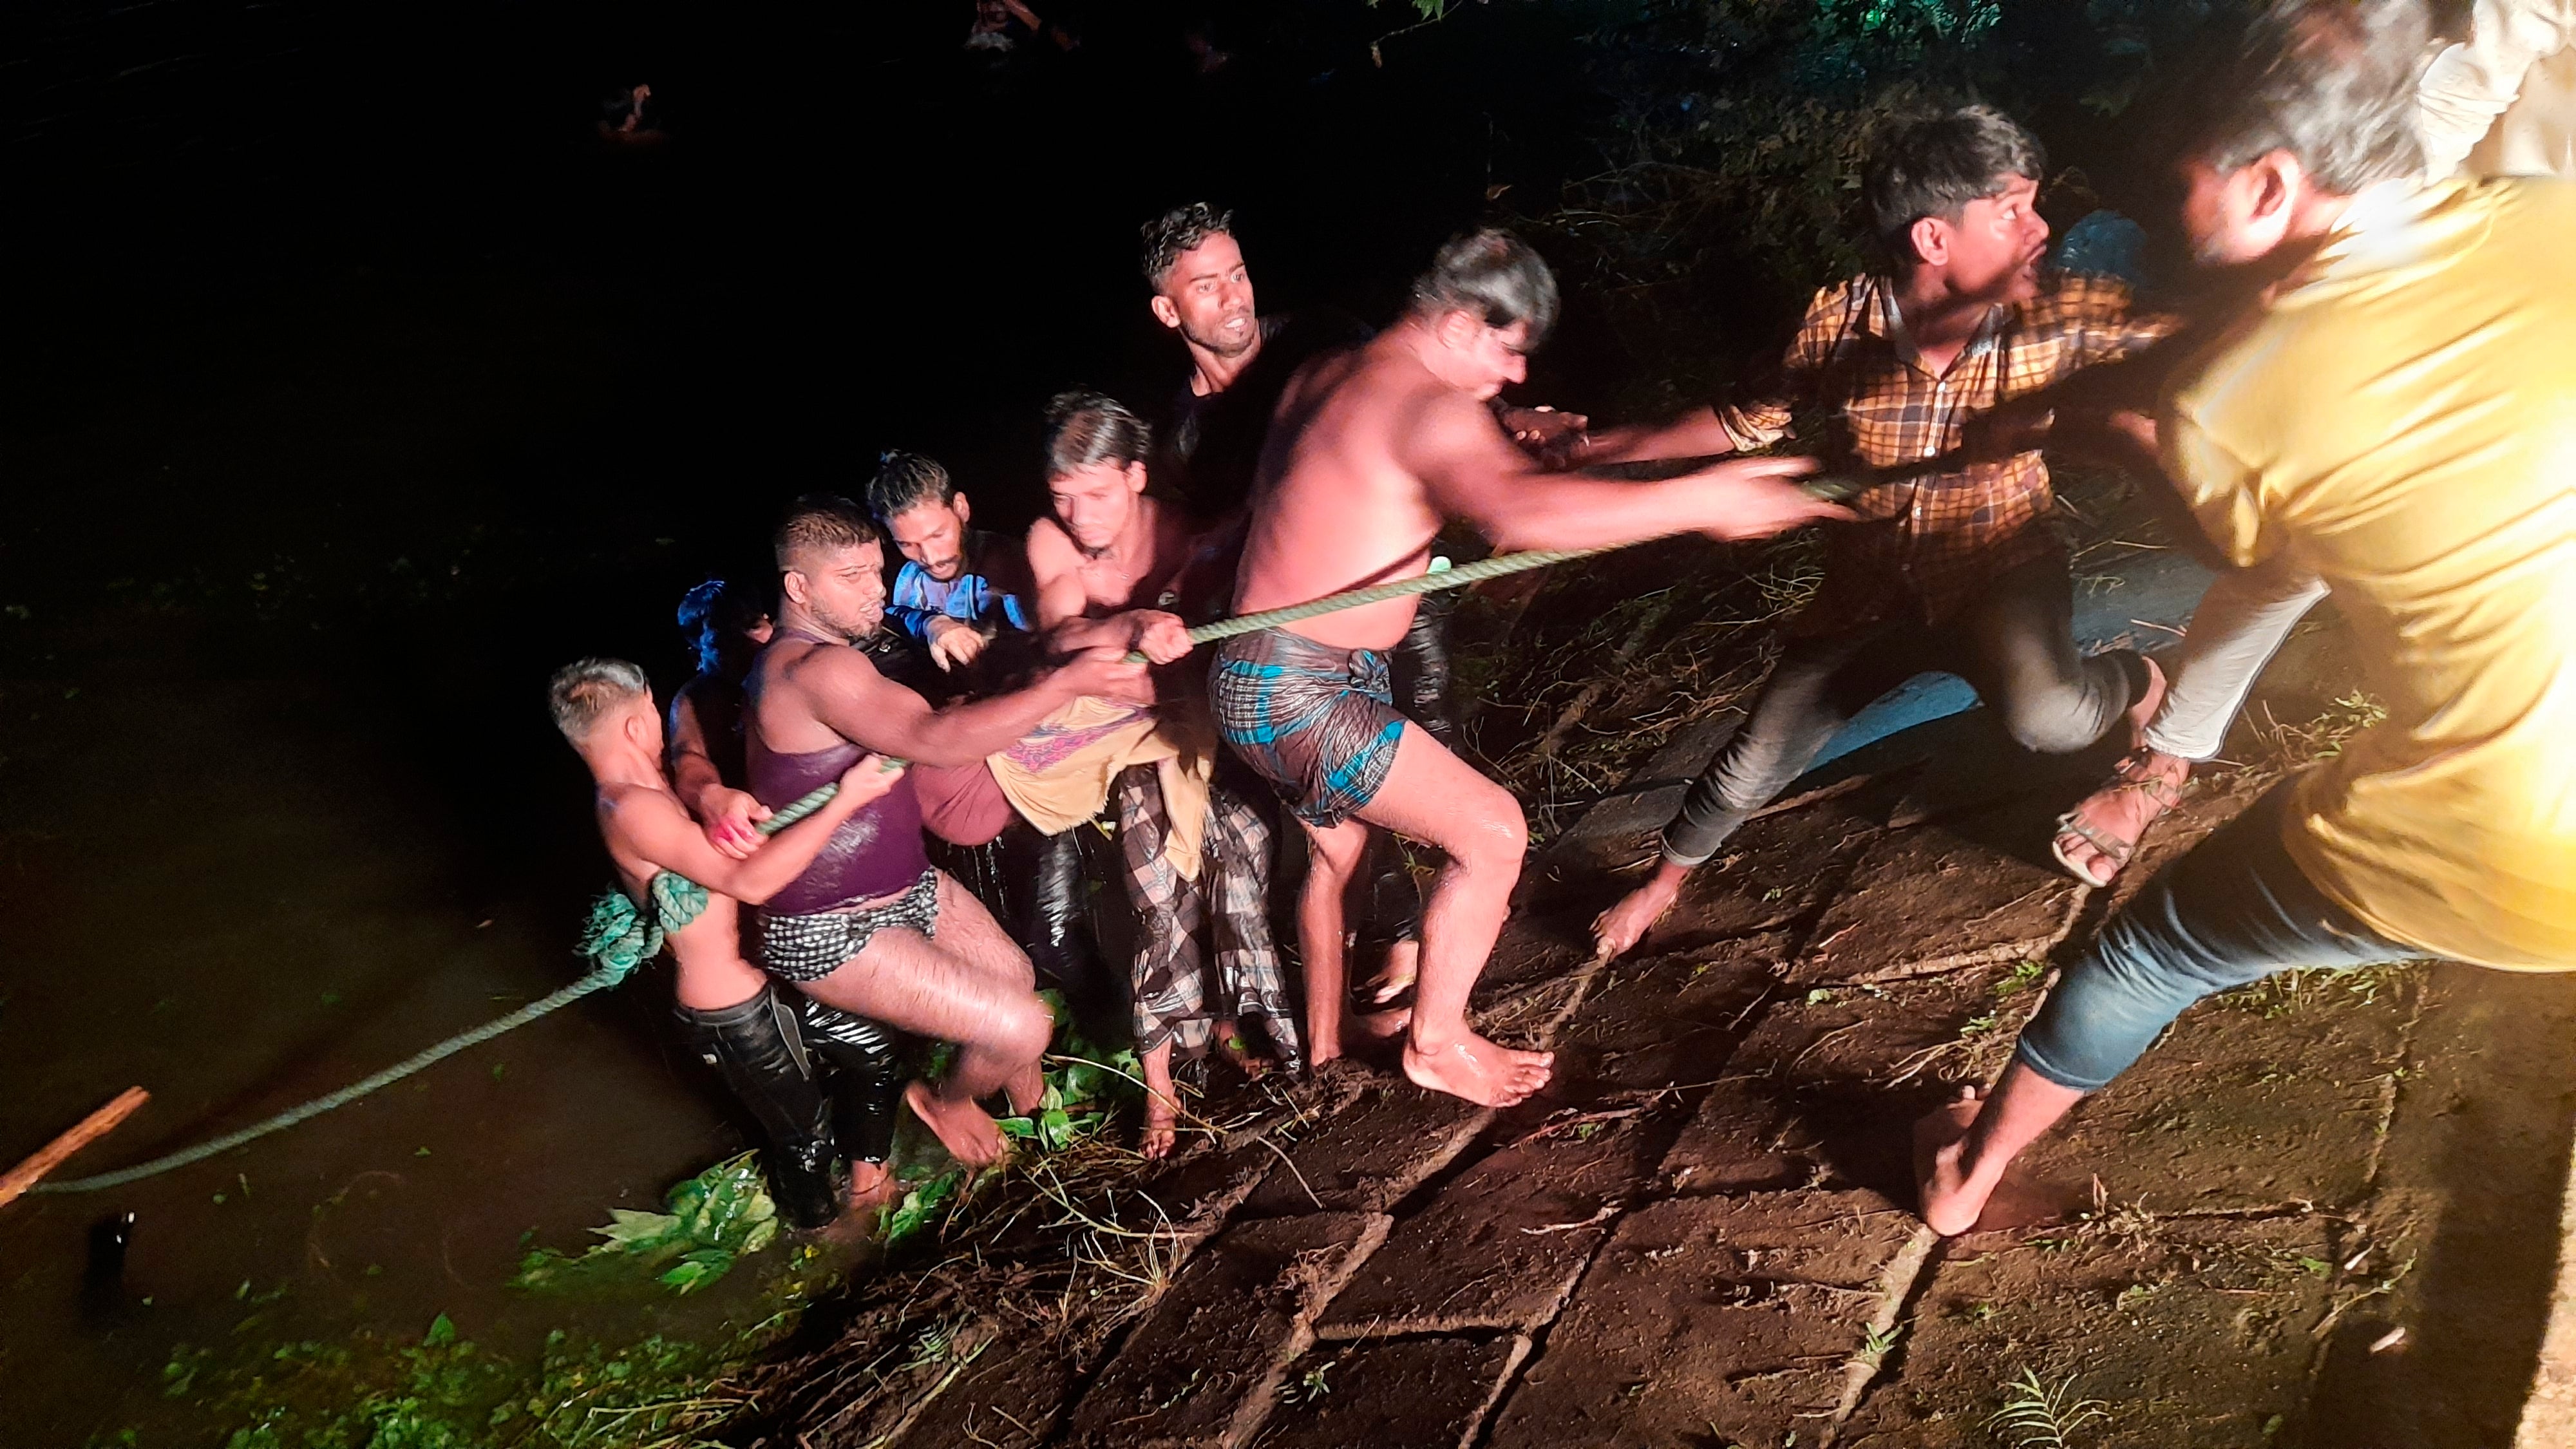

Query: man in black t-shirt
left=1144, top=204, right=1372, bottom=524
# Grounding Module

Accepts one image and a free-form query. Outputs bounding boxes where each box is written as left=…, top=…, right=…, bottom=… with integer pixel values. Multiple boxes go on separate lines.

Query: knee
left=1452, top=791, right=1529, bottom=873
left=996, top=995, right=1054, bottom=1061
left=1303, top=824, right=1367, bottom=882
left=1999, top=696, right=2101, bottom=755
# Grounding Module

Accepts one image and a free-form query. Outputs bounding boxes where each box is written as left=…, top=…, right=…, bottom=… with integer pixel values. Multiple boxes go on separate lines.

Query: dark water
left=0, top=3, right=1618, bottom=1439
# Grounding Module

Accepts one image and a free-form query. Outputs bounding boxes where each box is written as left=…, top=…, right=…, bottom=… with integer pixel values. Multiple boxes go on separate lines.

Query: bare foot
left=846, top=1160, right=902, bottom=1214
left=1403, top=1032, right=1553, bottom=1107
left=905, top=1081, right=1007, bottom=1167
left=1215, top=1023, right=1271, bottom=1081
left=2050, top=748, right=2190, bottom=887
left=1141, top=1090, right=1179, bottom=1161
left=1003, top=1060, right=1046, bottom=1117
left=1914, top=1086, right=1996, bottom=1236
left=1591, top=867, right=1686, bottom=961
left=1358, top=939, right=1419, bottom=1006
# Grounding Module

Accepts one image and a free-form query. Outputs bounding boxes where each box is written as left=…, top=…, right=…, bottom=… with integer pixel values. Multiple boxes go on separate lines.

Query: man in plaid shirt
left=1589, top=104, right=2178, bottom=960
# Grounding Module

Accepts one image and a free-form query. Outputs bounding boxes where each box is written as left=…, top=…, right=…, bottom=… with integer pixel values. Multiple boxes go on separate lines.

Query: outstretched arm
left=605, top=755, right=896, bottom=904
left=792, top=641, right=1146, bottom=768
left=1403, top=390, right=1848, bottom=553
left=1576, top=404, right=1742, bottom=468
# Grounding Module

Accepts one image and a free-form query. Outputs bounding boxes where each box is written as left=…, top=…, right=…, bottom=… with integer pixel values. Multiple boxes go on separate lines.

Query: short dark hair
left=1408, top=229, right=1560, bottom=345
left=2178, top=0, right=2427, bottom=193
left=773, top=493, right=880, bottom=572
left=1862, top=104, right=2047, bottom=269
left=866, top=450, right=958, bottom=522
left=548, top=657, right=649, bottom=744
left=676, top=578, right=766, bottom=674
left=1141, top=202, right=1235, bottom=290
left=1043, top=390, right=1154, bottom=480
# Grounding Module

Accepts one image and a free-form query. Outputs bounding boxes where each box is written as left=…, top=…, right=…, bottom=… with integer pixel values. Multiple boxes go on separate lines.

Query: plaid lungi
left=1210, top=628, right=1408, bottom=828
left=1114, top=766, right=1300, bottom=1072
left=752, top=869, right=942, bottom=983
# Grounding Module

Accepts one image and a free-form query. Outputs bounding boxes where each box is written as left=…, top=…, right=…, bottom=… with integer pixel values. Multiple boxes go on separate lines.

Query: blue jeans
left=1664, top=556, right=2148, bottom=866
left=2015, top=779, right=2420, bottom=1092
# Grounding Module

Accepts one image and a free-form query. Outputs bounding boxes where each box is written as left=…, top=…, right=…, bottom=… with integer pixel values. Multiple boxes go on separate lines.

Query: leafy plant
left=513, top=1152, right=779, bottom=1295
left=1990, top=1367, right=2112, bottom=1447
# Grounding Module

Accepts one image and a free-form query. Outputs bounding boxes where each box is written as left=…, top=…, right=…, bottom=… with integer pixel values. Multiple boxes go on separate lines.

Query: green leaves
left=512, top=1152, right=779, bottom=1294
left=591, top=1209, right=680, bottom=1246
left=884, top=1170, right=963, bottom=1247
left=656, top=1249, right=737, bottom=1295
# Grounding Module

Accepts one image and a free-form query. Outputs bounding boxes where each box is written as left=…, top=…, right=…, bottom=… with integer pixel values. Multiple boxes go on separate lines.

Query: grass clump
left=1990, top=1367, right=2112, bottom=1447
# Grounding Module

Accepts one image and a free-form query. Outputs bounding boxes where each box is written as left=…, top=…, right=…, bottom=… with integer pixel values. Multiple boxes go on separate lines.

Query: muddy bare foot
left=1003, top=1059, right=1046, bottom=1117
left=1592, top=870, right=1685, bottom=961
left=907, top=1081, right=1007, bottom=1167
left=1405, top=1032, right=1553, bottom=1107
left=1359, top=939, right=1419, bottom=1005
left=846, top=1160, right=902, bottom=1214
left=1915, top=1086, right=1995, bottom=1236
left=1215, top=1023, right=1272, bottom=1081
left=1141, top=1090, right=1179, bottom=1161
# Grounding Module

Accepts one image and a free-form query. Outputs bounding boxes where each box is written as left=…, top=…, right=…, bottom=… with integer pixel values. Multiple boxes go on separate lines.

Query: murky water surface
left=0, top=673, right=831, bottom=1442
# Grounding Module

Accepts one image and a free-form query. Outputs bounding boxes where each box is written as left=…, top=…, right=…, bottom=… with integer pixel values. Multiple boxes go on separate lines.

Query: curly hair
left=1141, top=202, right=1236, bottom=290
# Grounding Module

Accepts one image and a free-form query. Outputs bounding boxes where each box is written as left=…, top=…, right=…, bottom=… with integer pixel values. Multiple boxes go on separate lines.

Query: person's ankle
left=1405, top=1023, right=1462, bottom=1054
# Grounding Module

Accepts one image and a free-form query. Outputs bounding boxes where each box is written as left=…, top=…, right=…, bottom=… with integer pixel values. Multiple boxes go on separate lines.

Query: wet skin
left=1234, top=308, right=1845, bottom=1106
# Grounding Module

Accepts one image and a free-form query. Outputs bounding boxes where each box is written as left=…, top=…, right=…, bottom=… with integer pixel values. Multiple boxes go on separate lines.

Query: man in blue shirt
left=866, top=451, right=1036, bottom=678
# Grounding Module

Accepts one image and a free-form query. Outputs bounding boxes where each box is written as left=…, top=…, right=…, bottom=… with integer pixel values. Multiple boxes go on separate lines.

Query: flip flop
left=2050, top=750, right=2188, bottom=887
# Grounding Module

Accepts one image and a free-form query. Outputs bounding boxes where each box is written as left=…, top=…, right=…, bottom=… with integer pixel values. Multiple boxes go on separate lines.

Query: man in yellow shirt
left=1920, top=0, right=2576, bottom=1235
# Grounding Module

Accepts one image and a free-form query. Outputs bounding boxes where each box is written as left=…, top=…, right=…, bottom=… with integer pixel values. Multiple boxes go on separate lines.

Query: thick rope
left=31, top=791, right=837, bottom=1195
left=30, top=489, right=1855, bottom=1195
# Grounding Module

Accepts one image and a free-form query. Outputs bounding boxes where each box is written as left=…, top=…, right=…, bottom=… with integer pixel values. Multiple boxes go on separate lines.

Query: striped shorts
left=1210, top=628, right=1408, bottom=828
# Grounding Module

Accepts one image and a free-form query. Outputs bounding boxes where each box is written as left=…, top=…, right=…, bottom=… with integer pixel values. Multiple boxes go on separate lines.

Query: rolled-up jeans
left=1663, top=555, right=2148, bottom=867
left=2141, top=556, right=2330, bottom=761
left=2014, top=779, right=2418, bottom=1092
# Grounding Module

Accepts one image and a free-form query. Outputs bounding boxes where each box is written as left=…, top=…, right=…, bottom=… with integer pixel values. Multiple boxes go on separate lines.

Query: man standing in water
left=548, top=657, right=909, bottom=1226
left=1918, top=0, right=2576, bottom=1234
left=745, top=496, right=1146, bottom=1165
left=1215, top=231, right=1848, bottom=1106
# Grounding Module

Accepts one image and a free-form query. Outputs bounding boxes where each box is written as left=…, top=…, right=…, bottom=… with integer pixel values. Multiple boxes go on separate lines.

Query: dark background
left=3, top=0, right=1633, bottom=902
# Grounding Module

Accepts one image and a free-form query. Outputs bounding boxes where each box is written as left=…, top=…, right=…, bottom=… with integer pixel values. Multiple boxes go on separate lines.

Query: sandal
left=2050, top=749, right=2189, bottom=887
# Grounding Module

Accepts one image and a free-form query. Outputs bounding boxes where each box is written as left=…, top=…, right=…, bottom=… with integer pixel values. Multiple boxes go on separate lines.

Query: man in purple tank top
left=745, top=495, right=1146, bottom=1166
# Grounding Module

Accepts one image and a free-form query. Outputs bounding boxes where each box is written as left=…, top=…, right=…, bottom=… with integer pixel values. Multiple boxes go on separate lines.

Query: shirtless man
left=1028, top=389, right=1291, bottom=1157
left=746, top=495, right=1146, bottom=1165
left=1215, top=230, right=1848, bottom=1106
left=547, top=658, right=908, bottom=1226
left=659, top=578, right=920, bottom=1221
